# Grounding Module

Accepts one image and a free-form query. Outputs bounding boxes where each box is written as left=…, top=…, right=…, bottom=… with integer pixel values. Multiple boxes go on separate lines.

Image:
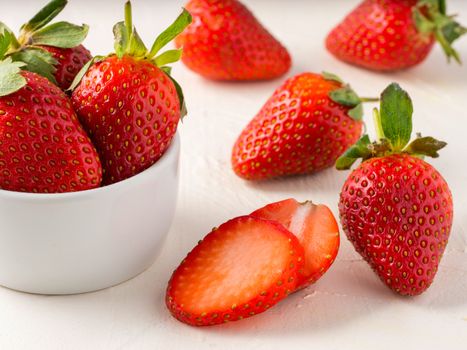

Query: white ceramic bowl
left=0, top=135, right=180, bottom=295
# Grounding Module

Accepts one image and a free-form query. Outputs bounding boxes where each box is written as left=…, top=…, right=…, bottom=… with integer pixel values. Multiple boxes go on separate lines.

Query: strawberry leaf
left=21, top=0, right=68, bottom=33
left=348, top=103, right=363, bottom=121
left=329, top=85, right=361, bottom=107
left=438, top=0, right=446, bottom=15
left=404, top=135, right=447, bottom=158
left=0, top=58, right=27, bottom=96
left=414, top=0, right=466, bottom=63
left=166, top=74, right=187, bottom=119
left=113, top=3, right=147, bottom=59
left=413, top=8, right=436, bottom=34
left=160, top=66, right=172, bottom=75
left=338, top=83, right=446, bottom=170
left=336, top=135, right=372, bottom=170
left=113, top=21, right=129, bottom=58
left=154, top=49, right=183, bottom=67
left=379, top=83, right=413, bottom=151
left=10, top=47, right=57, bottom=84
left=322, top=71, right=344, bottom=84
left=441, top=20, right=467, bottom=44
left=0, top=22, right=20, bottom=51
left=29, top=22, right=89, bottom=48
left=0, top=31, right=14, bottom=60
left=128, top=28, right=147, bottom=57
left=148, top=9, right=192, bottom=58
left=68, top=55, right=104, bottom=92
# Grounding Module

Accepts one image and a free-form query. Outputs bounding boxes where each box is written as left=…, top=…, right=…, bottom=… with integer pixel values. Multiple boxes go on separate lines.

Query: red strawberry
left=231, top=72, right=375, bottom=180
left=2, top=0, right=91, bottom=90
left=175, top=0, right=291, bottom=80
left=337, top=83, right=453, bottom=295
left=0, top=61, right=102, bottom=193
left=166, top=216, right=304, bottom=326
left=71, top=2, right=191, bottom=184
left=326, top=0, right=466, bottom=71
left=38, top=45, right=92, bottom=91
left=252, top=199, right=339, bottom=289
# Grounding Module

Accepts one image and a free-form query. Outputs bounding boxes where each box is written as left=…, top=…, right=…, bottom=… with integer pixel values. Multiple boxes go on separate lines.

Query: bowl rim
left=0, top=133, right=180, bottom=201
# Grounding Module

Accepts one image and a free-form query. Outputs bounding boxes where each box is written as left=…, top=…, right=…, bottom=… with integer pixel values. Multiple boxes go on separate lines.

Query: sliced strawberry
left=166, top=216, right=304, bottom=326
left=252, top=199, right=339, bottom=289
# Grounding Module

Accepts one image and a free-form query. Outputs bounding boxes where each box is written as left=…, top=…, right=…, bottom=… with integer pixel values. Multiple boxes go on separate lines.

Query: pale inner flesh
left=173, top=219, right=290, bottom=314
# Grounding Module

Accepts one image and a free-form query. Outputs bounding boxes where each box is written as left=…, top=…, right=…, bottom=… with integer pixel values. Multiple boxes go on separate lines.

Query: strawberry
left=231, top=72, right=376, bottom=180
left=175, top=0, right=291, bottom=80
left=70, top=2, right=191, bottom=184
left=326, top=0, right=466, bottom=71
left=1, top=0, right=91, bottom=90
left=166, top=216, right=304, bottom=326
left=251, top=199, right=339, bottom=289
left=0, top=59, right=102, bottom=193
left=336, top=83, right=453, bottom=296
left=38, top=45, right=92, bottom=91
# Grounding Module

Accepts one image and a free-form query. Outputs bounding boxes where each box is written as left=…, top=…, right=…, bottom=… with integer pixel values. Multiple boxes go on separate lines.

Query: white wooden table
left=1, top=0, right=466, bottom=349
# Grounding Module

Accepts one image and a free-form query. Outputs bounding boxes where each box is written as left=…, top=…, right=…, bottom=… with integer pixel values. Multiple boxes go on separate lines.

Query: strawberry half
left=166, top=216, right=304, bottom=326
left=2, top=0, right=91, bottom=90
left=252, top=199, right=339, bottom=289
left=71, top=2, right=191, bottom=184
left=326, top=0, right=466, bottom=71
left=231, top=72, right=376, bottom=180
left=175, top=0, right=291, bottom=80
left=336, top=83, right=453, bottom=295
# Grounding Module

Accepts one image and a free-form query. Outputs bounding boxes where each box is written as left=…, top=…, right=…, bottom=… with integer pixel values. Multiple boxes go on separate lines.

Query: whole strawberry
left=326, top=0, right=466, bottom=71
left=0, top=58, right=102, bottom=193
left=2, top=0, right=91, bottom=90
left=337, top=83, right=453, bottom=296
left=231, top=72, right=376, bottom=180
left=175, top=0, right=291, bottom=80
left=71, top=2, right=191, bottom=184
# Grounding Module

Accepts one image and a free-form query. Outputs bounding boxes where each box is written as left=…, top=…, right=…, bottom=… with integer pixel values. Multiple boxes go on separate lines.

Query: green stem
left=360, top=97, right=380, bottom=103
left=373, top=108, right=385, bottom=140
left=125, top=1, right=133, bottom=39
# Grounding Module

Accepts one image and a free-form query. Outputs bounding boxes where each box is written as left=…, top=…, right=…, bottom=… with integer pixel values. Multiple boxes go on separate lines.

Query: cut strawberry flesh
left=252, top=199, right=339, bottom=289
left=166, top=216, right=304, bottom=326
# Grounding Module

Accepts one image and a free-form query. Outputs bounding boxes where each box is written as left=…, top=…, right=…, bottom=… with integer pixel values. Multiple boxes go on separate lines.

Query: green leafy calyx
left=336, top=83, right=447, bottom=170
left=414, top=0, right=467, bottom=63
left=0, top=58, right=27, bottom=97
left=323, top=71, right=378, bottom=122
left=105, top=1, right=191, bottom=118
left=0, top=0, right=90, bottom=95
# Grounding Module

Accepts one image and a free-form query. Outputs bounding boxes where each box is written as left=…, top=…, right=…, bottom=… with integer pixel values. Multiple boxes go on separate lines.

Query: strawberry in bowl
left=0, top=1, right=191, bottom=295
left=1, top=0, right=92, bottom=90
left=71, top=2, right=190, bottom=184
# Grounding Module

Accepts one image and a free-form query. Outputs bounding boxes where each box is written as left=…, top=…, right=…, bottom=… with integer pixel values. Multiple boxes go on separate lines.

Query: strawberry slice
left=166, top=216, right=304, bottom=326
left=251, top=199, right=339, bottom=289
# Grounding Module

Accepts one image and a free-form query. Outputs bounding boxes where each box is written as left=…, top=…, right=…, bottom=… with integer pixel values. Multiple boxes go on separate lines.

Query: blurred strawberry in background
left=326, top=0, right=466, bottom=71
left=176, top=0, right=291, bottom=80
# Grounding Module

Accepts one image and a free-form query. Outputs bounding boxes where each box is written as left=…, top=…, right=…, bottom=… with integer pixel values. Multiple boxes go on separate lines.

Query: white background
left=1, top=0, right=466, bottom=349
